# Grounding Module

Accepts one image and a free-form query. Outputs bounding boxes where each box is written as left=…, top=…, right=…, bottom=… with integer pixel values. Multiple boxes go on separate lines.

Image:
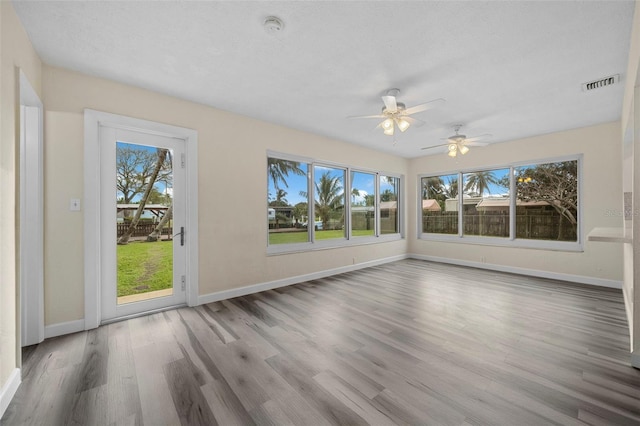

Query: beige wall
left=42, top=65, right=409, bottom=326
left=0, top=1, right=42, bottom=395
left=408, top=122, right=623, bottom=284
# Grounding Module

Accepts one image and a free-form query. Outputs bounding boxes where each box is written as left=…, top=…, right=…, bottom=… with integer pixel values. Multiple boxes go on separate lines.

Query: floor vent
left=582, top=74, right=620, bottom=92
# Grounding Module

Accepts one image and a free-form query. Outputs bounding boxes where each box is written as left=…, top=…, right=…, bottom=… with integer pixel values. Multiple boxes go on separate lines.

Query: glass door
left=100, top=126, right=186, bottom=322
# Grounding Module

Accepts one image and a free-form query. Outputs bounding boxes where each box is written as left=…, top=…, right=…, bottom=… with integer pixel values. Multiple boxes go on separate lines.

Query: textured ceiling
left=13, top=1, right=635, bottom=158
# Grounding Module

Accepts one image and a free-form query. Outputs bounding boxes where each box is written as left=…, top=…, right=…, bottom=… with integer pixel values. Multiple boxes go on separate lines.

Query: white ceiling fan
left=348, top=89, right=444, bottom=136
left=422, top=125, right=491, bottom=157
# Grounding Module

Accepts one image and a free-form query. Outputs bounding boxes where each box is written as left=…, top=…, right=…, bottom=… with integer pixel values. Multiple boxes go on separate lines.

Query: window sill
left=587, top=227, right=632, bottom=244
left=267, top=233, right=403, bottom=256
left=418, top=233, right=583, bottom=252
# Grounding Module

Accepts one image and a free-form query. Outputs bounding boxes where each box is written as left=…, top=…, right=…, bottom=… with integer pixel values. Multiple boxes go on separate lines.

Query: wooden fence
left=422, top=213, right=576, bottom=241
left=116, top=223, right=173, bottom=238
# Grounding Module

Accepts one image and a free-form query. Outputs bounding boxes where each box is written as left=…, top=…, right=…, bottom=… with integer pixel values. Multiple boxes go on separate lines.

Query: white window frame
left=267, top=151, right=403, bottom=255
left=418, top=155, right=583, bottom=252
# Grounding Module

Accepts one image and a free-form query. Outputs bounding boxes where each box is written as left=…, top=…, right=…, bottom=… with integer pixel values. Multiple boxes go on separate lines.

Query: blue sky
left=429, top=168, right=510, bottom=198
left=267, top=164, right=397, bottom=206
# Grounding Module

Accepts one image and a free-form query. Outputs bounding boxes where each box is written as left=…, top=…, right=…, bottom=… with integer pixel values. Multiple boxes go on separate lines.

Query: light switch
left=70, top=198, right=81, bottom=211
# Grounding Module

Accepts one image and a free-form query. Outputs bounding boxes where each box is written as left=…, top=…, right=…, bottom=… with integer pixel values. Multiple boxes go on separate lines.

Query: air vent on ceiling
left=582, top=74, right=620, bottom=92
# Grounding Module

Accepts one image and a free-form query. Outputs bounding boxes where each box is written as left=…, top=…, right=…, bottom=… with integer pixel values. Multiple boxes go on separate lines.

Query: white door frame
left=84, top=110, right=199, bottom=329
left=19, top=70, right=44, bottom=346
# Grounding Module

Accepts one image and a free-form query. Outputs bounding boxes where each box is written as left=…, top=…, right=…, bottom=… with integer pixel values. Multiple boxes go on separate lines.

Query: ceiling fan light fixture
left=382, top=118, right=393, bottom=130
left=383, top=125, right=394, bottom=136
left=448, top=149, right=457, bottom=157
left=396, top=118, right=410, bottom=132
left=459, top=145, right=470, bottom=155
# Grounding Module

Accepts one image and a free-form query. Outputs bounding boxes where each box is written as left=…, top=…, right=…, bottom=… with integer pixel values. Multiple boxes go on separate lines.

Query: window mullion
left=346, top=168, right=352, bottom=240
left=375, top=173, right=381, bottom=237
left=509, top=166, right=516, bottom=240
left=458, top=172, right=463, bottom=238
left=309, top=164, right=315, bottom=243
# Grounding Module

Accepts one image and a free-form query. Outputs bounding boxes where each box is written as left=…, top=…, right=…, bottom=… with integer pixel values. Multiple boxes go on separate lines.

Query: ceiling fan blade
left=464, top=133, right=492, bottom=143
left=381, top=95, right=397, bottom=113
left=402, top=116, right=425, bottom=127
left=348, top=114, right=386, bottom=119
left=421, top=143, right=450, bottom=150
left=466, top=141, right=489, bottom=147
left=404, top=98, right=445, bottom=115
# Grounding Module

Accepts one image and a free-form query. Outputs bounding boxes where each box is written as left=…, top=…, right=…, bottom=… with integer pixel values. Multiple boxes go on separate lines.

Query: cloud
left=351, top=190, right=368, bottom=204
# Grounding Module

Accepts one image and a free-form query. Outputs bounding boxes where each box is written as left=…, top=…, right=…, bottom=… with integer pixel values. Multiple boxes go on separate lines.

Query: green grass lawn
left=269, top=229, right=375, bottom=245
left=117, top=241, right=173, bottom=296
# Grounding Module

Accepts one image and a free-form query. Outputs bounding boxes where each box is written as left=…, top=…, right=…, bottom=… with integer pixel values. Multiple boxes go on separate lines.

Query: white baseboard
left=44, top=319, right=85, bottom=339
left=197, top=254, right=408, bottom=305
left=409, top=254, right=623, bottom=289
left=0, top=368, right=20, bottom=419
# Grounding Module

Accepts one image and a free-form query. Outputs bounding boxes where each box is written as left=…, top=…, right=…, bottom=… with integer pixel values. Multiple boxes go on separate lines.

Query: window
left=419, top=157, right=581, bottom=250
left=380, top=176, right=400, bottom=234
left=421, top=174, right=458, bottom=235
left=462, top=168, right=510, bottom=238
left=314, top=166, right=346, bottom=241
left=514, top=160, right=578, bottom=241
left=351, top=171, right=376, bottom=237
left=267, top=158, right=309, bottom=245
left=268, top=153, right=402, bottom=252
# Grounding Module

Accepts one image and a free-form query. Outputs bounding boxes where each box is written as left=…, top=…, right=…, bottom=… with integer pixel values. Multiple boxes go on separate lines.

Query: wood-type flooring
left=3, top=259, right=640, bottom=425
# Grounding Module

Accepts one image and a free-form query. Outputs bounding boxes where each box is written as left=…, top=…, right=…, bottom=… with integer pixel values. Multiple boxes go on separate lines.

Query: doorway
left=19, top=71, right=44, bottom=347
left=100, top=127, right=187, bottom=322
left=84, top=110, right=199, bottom=328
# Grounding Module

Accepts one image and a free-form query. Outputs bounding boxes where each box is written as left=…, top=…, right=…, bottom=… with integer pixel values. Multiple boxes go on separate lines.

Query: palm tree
left=146, top=204, right=172, bottom=242
left=444, top=176, right=458, bottom=199
left=422, top=176, right=444, bottom=199
left=464, top=171, right=500, bottom=196
left=268, top=158, right=305, bottom=190
left=351, top=188, right=361, bottom=205
left=272, top=189, right=288, bottom=206
left=315, top=171, right=343, bottom=230
left=269, top=189, right=289, bottom=229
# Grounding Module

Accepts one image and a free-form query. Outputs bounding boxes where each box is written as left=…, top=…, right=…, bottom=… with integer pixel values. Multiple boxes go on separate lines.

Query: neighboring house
left=422, top=199, right=441, bottom=212
left=116, top=204, right=170, bottom=223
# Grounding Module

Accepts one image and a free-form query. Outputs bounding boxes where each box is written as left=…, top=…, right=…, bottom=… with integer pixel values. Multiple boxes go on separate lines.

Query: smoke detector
left=264, top=16, right=284, bottom=34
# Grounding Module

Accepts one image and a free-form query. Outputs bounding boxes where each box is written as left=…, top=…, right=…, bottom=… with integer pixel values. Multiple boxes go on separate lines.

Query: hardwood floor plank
left=132, top=342, right=182, bottom=426
left=266, top=353, right=370, bottom=425
left=163, top=357, right=218, bottom=426
left=312, top=370, right=396, bottom=426
left=75, top=326, right=109, bottom=394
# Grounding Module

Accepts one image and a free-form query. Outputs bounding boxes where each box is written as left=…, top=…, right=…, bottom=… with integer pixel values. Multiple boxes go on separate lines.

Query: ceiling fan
left=422, top=125, right=491, bottom=157
left=348, top=89, right=444, bottom=136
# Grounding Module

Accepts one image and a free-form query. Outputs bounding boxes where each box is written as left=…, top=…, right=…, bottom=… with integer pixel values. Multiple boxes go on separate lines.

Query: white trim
left=44, top=319, right=86, bottom=339
left=197, top=254, right=408, bottom=305
left=19, top=71, right=45, bottom=347
left=84, top=110, right=199, bottom=329
left=409, top=253, right=622, bottom=289
left=416, top=233, right=583, bottom=252
left=0, top=368, right=21, bottom=419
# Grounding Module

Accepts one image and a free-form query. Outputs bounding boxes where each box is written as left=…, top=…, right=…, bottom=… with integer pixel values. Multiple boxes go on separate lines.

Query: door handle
left=173, top=226, right=184, bottom=246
